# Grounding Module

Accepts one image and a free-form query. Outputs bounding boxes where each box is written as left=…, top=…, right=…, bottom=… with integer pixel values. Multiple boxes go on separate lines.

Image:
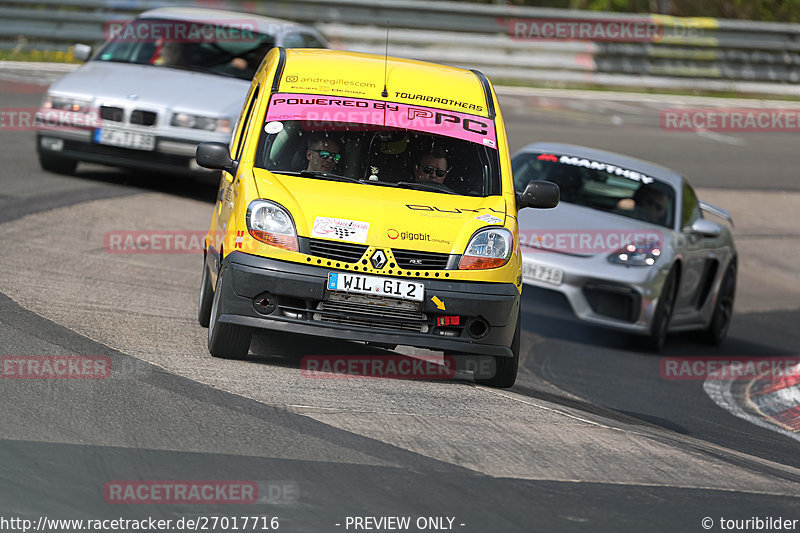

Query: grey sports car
left=35, top=7, right=327, bottom=176
left=514, top=143, right=737, bottom=350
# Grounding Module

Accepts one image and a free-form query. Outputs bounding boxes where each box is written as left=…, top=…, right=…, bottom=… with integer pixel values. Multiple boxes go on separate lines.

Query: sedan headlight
left=171, top=113, right=231, bottom=133
left=459, top=228, right=513, bottom=270
left=608, top=241, right=662, bottom=266
left=246, top=200, right=298, bottom=252
left=43, top=94, right=92, bottom=113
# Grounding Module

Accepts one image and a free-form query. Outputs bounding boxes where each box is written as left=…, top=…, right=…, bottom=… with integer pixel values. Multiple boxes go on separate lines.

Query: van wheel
left=701, top=261, right=736, bottom=345
left=39, top=153, right=77, bottom=175
left=197, top=253, right=213, bottom=327
left=476, top=312, right=520, bottom=388
left=208, top=267, right=252, bottom=359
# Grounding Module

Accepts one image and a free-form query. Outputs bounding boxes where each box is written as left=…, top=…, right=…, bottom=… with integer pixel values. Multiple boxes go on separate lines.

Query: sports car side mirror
left=196, top=142, right=237, bottom=173
left=517, top=180, right=560, bottom=210
left=689, top=218, right=722, bottom=237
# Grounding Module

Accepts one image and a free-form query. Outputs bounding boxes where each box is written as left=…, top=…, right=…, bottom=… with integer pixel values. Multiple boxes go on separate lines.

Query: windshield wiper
left=394, top=181, right=457, bottom=195
left=298, top=170, right=361, bottom=183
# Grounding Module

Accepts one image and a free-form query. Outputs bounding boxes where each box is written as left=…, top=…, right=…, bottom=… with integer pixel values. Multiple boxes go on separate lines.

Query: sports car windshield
left=255, top=93, right=502, bottom=197
left=513, top=151, right=676, bottom=228
left=93, top=18, right=276, bottom=81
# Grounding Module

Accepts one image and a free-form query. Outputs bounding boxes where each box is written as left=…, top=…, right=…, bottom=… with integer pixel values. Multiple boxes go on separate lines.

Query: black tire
left=475, top=312, right=520, bottom=388
left=645, top=267, right=678, bottom=352
left=207, top=267, right=252, bottom=359
left=38, top=152, right=77, bottom=175
left=197, top=253, right=213, bottom=327
left=701, top=260, right=736, bottom=345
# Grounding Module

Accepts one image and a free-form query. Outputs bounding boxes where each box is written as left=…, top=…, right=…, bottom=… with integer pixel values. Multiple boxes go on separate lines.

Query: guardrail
left=1, top=0, right=799, bottom=91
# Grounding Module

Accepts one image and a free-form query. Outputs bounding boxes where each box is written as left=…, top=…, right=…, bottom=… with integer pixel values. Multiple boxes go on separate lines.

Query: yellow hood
left=253, top=169, right=508, bottom=254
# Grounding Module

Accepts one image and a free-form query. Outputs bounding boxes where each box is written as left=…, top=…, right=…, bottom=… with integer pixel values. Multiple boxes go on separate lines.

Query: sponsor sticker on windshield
left=546, top=154, right=655, bottom=184
left=266, top=94, right=497, bottom=147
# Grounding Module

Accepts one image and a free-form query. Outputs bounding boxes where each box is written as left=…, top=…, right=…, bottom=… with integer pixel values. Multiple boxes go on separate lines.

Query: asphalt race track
left=1, top=72, right=799, bottom=532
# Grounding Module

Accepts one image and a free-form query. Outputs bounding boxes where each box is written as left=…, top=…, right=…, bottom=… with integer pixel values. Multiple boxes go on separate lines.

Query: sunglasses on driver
left=310, top=149, right=342, bottom=163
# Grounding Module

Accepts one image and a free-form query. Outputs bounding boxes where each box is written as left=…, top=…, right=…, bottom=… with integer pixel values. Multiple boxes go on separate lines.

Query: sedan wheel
left=38, top=152, right=77, bottom=175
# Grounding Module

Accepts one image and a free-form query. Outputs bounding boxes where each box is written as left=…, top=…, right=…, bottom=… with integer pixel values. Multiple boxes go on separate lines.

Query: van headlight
left=246, top=200, right=298, bottom=252
left=171, top=113, right=231, bottom=133
left=459, top=228, right=513, bottom=270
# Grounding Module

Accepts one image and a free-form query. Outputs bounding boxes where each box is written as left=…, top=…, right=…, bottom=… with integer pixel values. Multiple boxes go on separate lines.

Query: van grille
left=392, top=249, right=449, bottom=270
left=308, top=239, right=367, bottom=263
left=314, top=295, right=428, bottom=333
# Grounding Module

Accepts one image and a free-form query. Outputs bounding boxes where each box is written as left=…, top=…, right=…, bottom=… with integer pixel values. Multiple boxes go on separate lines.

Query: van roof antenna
left=381, top=20, right=389, bottom=98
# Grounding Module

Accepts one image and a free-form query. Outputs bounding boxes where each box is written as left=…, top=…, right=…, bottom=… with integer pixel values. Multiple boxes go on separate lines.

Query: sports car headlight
left=171, top=113, right=231, bottom=133
left=459, top=228, right=513, bottom=270
left=43, top=95, right=92, bottom=113
left=608, top=241, right=662, bottom=266
left=246, top=200, right=298, bottom=252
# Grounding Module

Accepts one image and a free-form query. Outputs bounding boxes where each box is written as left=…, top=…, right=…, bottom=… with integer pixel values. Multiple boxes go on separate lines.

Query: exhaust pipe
left=465, top=317, right=490, bottom=340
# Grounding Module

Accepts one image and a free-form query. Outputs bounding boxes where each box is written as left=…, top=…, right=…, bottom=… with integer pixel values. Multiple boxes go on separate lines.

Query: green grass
left=0, top=48, right=80, bottom=63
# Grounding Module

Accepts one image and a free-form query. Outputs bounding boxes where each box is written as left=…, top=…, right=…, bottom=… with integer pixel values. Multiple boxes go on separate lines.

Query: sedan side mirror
left=196, top=142, right=237, bottom=173
left=689, top=218, right=722, bottom=237
left=73, top=44, right=93, bottom=62
left=517, top=180, right=560, bottom=210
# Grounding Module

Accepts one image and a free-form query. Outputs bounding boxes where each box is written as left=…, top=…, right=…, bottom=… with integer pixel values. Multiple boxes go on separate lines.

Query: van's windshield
left=255, top=93, right=502, bottom=197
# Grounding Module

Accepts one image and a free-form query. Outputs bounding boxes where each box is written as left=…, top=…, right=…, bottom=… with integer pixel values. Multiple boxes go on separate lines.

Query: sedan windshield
left=513, top=151, right=676, bottom=228
left=93, top=18, right=276, bottom=81
left=256, top=94, right=502, bottom=197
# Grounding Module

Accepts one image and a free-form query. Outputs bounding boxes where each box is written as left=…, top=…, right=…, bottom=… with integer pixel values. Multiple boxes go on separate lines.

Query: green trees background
left=490, top=0, right=800, bottom=23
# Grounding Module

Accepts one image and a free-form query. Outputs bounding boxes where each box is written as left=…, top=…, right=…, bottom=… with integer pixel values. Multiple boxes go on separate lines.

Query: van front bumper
left=215, top=251, right=519, bottom=358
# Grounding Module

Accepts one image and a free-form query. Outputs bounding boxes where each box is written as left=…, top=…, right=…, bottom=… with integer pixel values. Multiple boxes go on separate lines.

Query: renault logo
left=370, top=250, right=387, bottom=269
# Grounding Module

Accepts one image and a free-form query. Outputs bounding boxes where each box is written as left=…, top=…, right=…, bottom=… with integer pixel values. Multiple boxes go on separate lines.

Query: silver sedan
left=35, top=7, right=327, bottom=176
left=514, top=142, right=737, bottom=350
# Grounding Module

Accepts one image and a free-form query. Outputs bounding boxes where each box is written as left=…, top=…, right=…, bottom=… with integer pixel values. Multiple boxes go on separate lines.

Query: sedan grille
left=100, top=106, right=123, bottom=122
left=392, top=249, right=449, bottom=270
left=308, top=239, right=367, bottom=263
left=130, top=109, right=157, bottom=126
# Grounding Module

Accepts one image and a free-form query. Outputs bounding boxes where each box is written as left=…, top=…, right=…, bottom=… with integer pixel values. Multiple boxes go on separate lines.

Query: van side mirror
left=517, top=180, right=559, bottom=210
left=196, top=142, right=237, bottom=173
left=73, top=44, right=93, bottom=62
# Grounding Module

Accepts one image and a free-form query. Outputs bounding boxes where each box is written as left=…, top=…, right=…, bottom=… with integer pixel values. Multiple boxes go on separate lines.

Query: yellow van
left=196, top=48, right=558, bottom=387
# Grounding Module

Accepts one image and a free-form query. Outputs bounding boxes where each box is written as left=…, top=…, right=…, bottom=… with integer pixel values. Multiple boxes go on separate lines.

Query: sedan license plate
left=95, top=127, right=155, bottom=151
left=327, top=272, right=424, bottom=301
left=523, top=261, right=564, bottom=286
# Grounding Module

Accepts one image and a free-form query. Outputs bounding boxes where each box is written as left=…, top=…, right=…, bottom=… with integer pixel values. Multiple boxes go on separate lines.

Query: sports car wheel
left=208, top=267, right=252, bottom=359
left=701, top=260, right=736, bottom=345
left=476, top=312, right=520, bottom=389
left=38, top=153, right=77, bottom=175
left=197, top=253, right=213, bottom=327
left=645, top=267, right=678, bottom=352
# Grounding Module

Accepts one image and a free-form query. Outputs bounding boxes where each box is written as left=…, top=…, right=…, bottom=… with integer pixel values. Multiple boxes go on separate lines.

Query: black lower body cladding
left=213, top=251, right=519, bottom=358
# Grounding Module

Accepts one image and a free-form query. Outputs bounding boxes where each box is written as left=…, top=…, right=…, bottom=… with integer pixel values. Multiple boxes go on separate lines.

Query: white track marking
left=704, top=371, right=800, bottom=443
